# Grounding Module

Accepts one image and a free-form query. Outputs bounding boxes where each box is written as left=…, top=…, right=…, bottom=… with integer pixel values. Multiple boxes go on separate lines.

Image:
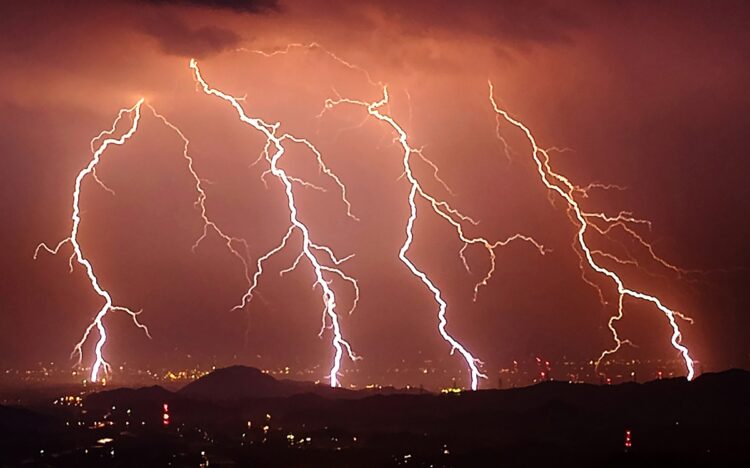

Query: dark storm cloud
left=300, top=0, right=585, bottom=46
left=141, top=0, right=280, bottom=14
left=140, top=14, right=243, bottom=58
left=136, top=0, right=282, bottom=57
left=392, top=0, right=584, bottom=44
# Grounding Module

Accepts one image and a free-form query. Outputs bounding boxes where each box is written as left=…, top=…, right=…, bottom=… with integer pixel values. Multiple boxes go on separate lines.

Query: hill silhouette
left=177, top=365, right=421, bottom=401
left=2, top=368, right=748, bottom=466
left=178, top=365, right=348, bottom=400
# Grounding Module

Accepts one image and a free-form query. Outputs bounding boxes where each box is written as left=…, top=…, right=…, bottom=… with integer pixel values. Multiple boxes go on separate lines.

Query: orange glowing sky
left=1, top=0, right=749, bottom=385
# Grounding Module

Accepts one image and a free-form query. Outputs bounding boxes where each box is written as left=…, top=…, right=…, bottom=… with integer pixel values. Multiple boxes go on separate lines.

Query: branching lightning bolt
left=35, top=101, right=261, bottom=383
left=146, top=106, right=254, bottom=286
left=252, top=42, right=547, bottom=390
left=35, top=100, right=150, bottom=382
left=488, top=81, right=695, bottom=380
left=34, top=41, right=701, bottom=389
left=320, top=85, right=546, bottom=390
left=189, top=59, right=359, bottom=387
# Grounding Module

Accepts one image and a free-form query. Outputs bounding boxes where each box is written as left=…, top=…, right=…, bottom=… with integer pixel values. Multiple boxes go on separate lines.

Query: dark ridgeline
left=1, top=367, right=748, bottom=467
left=176, top=365, right=423, bottom=400
left=178, top=365, right=348, bottom=400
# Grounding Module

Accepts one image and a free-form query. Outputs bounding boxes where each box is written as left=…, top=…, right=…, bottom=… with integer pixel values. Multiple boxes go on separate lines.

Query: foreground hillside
left=1, top=368, right=748, bottom=467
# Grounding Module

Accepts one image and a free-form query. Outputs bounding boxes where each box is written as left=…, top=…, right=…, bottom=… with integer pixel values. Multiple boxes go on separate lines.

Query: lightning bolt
left=35, top=100, right=150, bottom=382
left=240, top=42, right=382, bottom=87
left=487, top=81, right=695, bottom=380
left=189, top=59, right=359, bottom=387
left=35, top=42, right=698, bottom=388
left=146, top=106, right=254, bottom=286
left=36, top=100, right=261, bottom=383
left=248, top=42, right=547, bottom=390
left=320, top=86, right=546, bottom=390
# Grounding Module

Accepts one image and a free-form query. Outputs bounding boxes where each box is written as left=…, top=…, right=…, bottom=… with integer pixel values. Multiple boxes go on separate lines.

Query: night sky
left=1, top=0, right=748, bottom=385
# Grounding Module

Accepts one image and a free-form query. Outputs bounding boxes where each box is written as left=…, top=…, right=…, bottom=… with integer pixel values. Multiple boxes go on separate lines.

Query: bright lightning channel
left=249, top=42, right=548, bottom=390
left=35, top=101, right=258, bottom=383
left=35, top=100, right=149, bottom=382
left=487, top=81, right=695, bottom=380
left=189, top=59, right=359, bottom=387
left=320, top=87, right=546, bottom=390
left=35, top=44, right=696, bottom=387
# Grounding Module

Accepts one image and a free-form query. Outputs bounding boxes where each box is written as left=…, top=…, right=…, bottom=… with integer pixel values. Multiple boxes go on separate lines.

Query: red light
left=162, top=402, right=170, bottom=426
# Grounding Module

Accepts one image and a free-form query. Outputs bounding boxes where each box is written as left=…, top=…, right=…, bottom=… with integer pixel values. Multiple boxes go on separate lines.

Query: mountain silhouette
left=177, top=365, right=347, bottom=400
left=4, top=368, right=748, bottom=466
